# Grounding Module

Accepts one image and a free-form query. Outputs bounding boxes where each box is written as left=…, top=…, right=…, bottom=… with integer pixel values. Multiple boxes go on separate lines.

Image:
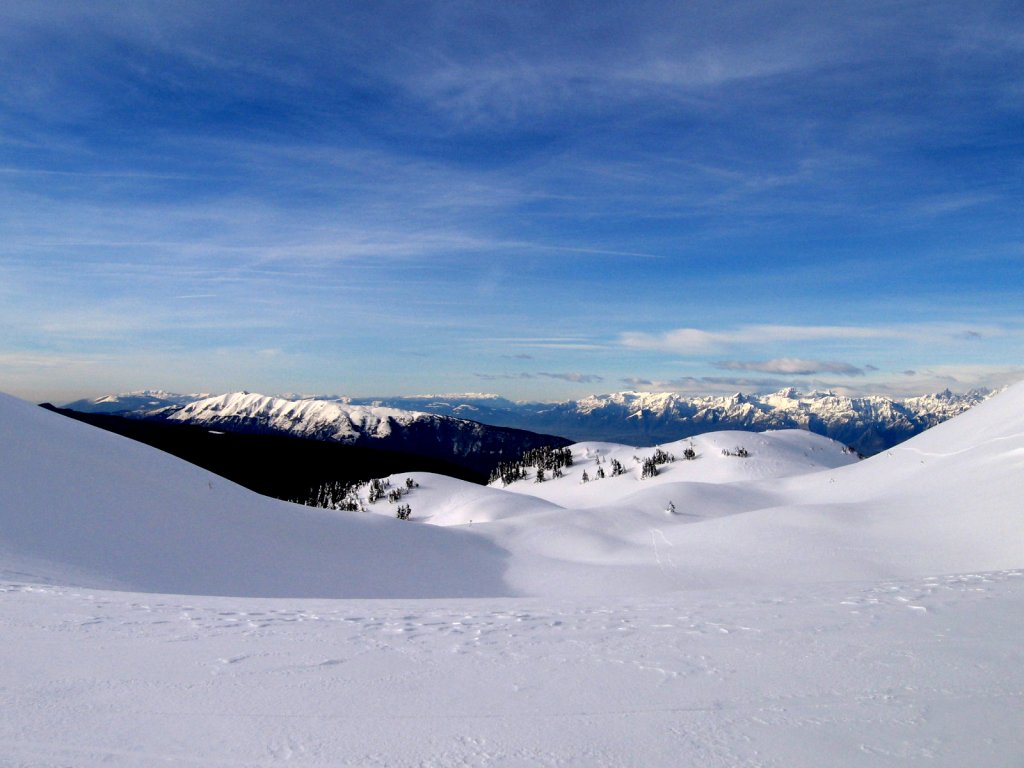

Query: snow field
left=2, top=571, right=1021, bottom=766
left=2, top=380, right=1024, bottom=764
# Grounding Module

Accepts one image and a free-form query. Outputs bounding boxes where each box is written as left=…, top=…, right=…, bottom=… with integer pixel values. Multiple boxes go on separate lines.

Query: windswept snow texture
left=3, top=382, right=1024, bottom=766
left=4, top=572, right=1022, bottom=767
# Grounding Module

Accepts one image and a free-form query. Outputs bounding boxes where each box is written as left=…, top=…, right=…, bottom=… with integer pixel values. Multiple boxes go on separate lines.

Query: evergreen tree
left=651, top=448, right=674, bottom=465
left=641, top=456, right=659, bottom=479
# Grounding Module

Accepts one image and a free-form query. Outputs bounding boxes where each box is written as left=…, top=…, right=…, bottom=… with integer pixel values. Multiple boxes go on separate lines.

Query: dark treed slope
left=41, top=406, right=487, bottom=501
left=59, top=392, right=573, bottom=478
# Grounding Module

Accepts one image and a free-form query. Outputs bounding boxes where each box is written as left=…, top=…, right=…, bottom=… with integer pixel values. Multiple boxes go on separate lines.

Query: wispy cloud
left=908, top=192, right=998, bottom=218
left=473, top=371, right=604, bottom=384
left=474, top=373, right=535, bottom=381
left=619, top=325, right=903, bottom=353
left=862, top=366, right=1024, bottom=398
left=1, top=2, right=1021, bottom=401
left=621, top=375, right=793, bottom=393
left=618, top=323, right=1012, bottom=354
left=475, top=337, right=607, bottom=351
left=714, top=358, right=864, bottom=376
left=0, top=351, right=111, bottom=371
left=537, top=372, right=604, bottom=384
left=621, top=364, right=1024, bottom=399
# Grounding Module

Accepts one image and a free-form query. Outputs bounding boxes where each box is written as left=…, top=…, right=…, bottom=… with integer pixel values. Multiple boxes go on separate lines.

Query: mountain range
left=346, top=388, right=995, bottom=455
left=65, top=386, right=995, bottom=456
left=40, top=404, right=490, bottom=502
left=64, top=390, right=570, bottom=477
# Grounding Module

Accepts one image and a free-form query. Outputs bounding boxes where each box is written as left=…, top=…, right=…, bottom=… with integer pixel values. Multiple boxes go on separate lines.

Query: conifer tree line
left=721, top=446, right=750, bottom=457
left=640, top=456, right=660, bottom=479
left=489, top=445, right=573, bottom=486
left=295, top=475, right=420, bottom=519
left=491, top=440, right=710, bottom=486
left=296, top=479, right=364, bottom=511
left=638, top=447, right=678, bottom=478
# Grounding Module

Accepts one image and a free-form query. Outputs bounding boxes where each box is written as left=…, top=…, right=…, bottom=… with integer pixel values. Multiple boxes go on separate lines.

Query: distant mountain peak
left=62, top=386, right=996, bottom=456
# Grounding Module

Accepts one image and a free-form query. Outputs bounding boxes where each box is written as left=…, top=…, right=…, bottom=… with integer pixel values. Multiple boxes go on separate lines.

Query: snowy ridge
left=63, top=389, right=206, bottom=415
left=524, top=387, right=995, bottom=454
left=236, top=386, right=996, bottom=455
left=65, top=386, right=994, bottom=456
left=166, top=391, right=435, bottom=443
left=148, top=391, right=572, bottom=474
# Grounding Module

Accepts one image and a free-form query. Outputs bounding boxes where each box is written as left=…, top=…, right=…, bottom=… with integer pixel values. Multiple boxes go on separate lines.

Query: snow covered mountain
left=64, top=386, right=993, bottom=456
left=360, top=387, right=993, bottom=455
left=62, top=389, right=204, bottom=415
left=166, top=391, right=455, bottom=443
left=88, top=391, right=569, bottom=474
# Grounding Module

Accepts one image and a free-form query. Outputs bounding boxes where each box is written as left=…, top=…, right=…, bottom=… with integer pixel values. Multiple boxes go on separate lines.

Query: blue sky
left=1, top=1, right=1022, bottom=403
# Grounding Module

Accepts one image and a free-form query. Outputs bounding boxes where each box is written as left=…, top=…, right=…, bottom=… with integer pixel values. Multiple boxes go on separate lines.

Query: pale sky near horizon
left=1, top=1, right=1022, bottom=403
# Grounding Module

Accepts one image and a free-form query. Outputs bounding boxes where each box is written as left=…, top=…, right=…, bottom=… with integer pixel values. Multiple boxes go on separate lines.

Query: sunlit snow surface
left=2, top=386, right=1023, bottom=766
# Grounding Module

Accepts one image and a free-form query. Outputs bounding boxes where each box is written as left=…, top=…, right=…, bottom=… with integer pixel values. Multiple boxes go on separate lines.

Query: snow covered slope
left=0, top=392, right=510, bottom=598
left=4, top=571, right=1022, bottom=767
left=7, top=381, right=1023, bottom=598
left=2, top=383, right=1023, bottom=766
left=349, top=383, right=1024, bottom=595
